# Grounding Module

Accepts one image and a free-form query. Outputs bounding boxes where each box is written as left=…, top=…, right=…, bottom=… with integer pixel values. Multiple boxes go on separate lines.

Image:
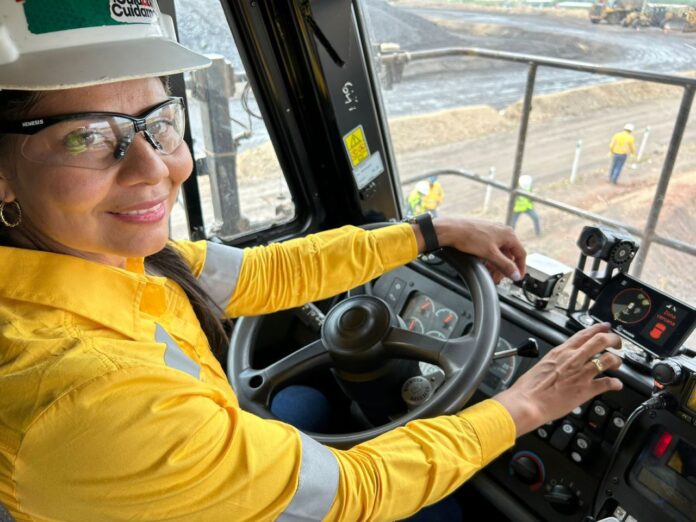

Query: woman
left=0, top=3, right=623, bottom=521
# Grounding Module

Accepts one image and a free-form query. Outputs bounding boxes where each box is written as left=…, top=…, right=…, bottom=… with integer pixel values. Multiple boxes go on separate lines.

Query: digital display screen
left=590, top=273, right=696, bottom=358
left=631, top=431, right=696, bottom=522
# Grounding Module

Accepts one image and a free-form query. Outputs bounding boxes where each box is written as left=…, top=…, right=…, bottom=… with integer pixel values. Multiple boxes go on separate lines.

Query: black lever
left=493, top=338, right=539, bottom=360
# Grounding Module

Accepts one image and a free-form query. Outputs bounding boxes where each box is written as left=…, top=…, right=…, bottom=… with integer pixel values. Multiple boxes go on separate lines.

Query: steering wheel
left=228, top=244, right=500, bottom=448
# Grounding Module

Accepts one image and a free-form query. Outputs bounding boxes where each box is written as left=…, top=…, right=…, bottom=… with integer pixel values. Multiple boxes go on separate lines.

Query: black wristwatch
left=404, top=212, right=440, bottom=253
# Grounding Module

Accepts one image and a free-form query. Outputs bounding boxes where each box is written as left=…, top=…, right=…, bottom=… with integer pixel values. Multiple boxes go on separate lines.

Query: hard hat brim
left=0, top=39, right=211, bottom=91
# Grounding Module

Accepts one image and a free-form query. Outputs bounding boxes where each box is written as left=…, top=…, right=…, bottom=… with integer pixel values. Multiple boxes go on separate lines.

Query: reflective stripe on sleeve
left=278, top=432, right=339, bottom=522
left=198, top=241, right=244, bottom=311
left=157, top=324, right=201, bottom=379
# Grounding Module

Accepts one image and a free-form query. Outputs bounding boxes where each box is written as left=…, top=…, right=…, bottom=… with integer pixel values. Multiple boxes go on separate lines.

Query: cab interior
left=160, top=1, right=696, bottom=520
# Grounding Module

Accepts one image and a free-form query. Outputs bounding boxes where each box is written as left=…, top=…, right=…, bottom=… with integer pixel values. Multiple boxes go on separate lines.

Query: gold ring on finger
left=591, top=358, right=605, bottom=374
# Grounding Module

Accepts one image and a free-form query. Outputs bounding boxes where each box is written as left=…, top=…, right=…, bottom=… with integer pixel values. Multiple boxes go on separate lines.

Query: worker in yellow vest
left=512, top=175, right=541, bottom=236
left=608, top=123, right=636, bottom=184
left=406, top=181, right=429, bottom=217
left=423, top=176, right=444, bottom=216
left=407, top=177, right=444, bottom=217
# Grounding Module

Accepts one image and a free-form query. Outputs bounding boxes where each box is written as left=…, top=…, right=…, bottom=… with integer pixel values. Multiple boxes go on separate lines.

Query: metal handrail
left=383, top=47, right=696, bottom=277
left=403, top=169, right=696, bottom=259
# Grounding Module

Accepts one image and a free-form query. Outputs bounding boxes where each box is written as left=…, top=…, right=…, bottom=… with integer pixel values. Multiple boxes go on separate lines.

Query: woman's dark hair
left=0, top=87, right=230, bottom=359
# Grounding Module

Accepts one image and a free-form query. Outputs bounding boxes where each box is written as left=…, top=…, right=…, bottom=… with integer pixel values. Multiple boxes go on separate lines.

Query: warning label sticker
left=343, top=125, right=370, bottom=168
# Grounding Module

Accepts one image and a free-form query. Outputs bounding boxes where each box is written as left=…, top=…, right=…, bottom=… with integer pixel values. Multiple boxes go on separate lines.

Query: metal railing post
left=570, top=139, right=583, bottom=184
left=634, top=126, right=651, bottom=164
left=506, top=63, right=537, bottom=227
left=632, top=85, right=695, bottom=277
left=483, top=166, right=496, bottom=212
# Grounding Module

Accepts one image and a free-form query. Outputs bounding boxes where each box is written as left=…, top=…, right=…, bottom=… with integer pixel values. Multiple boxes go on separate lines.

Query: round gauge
left=405, top=317, right=424, bottom=333
left=486, top=338, right=518, bottom=388
left=611, top=288, right=652, bottom=324
left=416, top=296, right=435, bottom=318
left=426, top=330, right=446, bottom=340
left=434, top=307, right=458, bottom=330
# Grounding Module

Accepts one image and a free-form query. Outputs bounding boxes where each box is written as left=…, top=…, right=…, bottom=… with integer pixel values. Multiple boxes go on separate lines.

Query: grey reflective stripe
left=198, top=241, right=244, bottom=311
left=0, top=503, right=14, bottom=522
left=278, top=432, right=340, bottom=522
left=157, top=324, right=200, bottom=379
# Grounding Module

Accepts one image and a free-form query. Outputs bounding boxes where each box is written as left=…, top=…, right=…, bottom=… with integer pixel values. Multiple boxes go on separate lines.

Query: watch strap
left=408, top=212, right=439, bottom=253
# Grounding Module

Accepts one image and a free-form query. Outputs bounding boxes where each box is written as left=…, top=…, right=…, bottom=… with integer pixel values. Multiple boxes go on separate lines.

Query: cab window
left=171, top=0, right=295, bottom=241
left=359, top=2, right=696, bottom=315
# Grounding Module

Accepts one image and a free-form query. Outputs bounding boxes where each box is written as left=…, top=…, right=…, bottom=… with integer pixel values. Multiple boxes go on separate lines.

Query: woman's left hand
left=427, top=217, right=527, bottom=284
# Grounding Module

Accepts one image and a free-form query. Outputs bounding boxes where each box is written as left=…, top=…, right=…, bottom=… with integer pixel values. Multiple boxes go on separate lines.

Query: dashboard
left=371, top=260, right=696, bottom=522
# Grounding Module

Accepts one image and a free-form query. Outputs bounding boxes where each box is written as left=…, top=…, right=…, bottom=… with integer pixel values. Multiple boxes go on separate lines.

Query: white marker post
left=570, top=139, right=582, bottom=184
left=632, top=126, right=651, bottom=169
left=483, top=167, right=495, bottom=212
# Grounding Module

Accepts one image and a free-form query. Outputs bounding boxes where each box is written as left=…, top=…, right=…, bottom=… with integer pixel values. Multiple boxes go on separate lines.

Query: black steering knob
left=322, top=296, right=396, bottom=372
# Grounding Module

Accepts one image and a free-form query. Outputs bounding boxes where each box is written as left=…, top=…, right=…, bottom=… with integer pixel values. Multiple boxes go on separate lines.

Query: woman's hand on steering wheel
left=414, top=217, right=527, bottom=284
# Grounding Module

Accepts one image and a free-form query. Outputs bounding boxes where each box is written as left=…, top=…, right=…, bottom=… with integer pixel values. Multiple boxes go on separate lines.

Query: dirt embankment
left=237, top=76, right=693, bottom=178
left=387, top=75, right=693, bottom=154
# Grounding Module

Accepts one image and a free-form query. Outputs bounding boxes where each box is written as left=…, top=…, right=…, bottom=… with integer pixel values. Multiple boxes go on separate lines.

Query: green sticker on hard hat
left=23, top=0, right=158, bottom=35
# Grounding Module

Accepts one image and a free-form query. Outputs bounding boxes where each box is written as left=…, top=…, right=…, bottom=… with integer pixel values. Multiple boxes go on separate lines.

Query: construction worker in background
left=512, top=175, right=541, bottom=236
left=407, top=177, right=445, bottom=217
left=423, top=176, right=445, bottom=216
left=608, top=123, right=636, bottom=184
left=407, top=180, right=430, bottom=217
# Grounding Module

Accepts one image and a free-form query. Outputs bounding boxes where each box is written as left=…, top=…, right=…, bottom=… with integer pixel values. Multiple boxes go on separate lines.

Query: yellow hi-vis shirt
left=609, top=130, right=636, bottom=155
left=423, top=181, right=444, bottom=211
left=0, top=225, right=515, bottom=522
left=514, top=195, right=534, bottom=213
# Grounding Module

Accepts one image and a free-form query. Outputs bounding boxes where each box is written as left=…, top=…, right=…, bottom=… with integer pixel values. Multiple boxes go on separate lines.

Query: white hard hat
left=0, top=1, right=211, bottom=91
left=415, top=181, right=430, bottom=195
left=518, top=175, right=533, bottom=191
left=624, top=123, right=635, bottom=132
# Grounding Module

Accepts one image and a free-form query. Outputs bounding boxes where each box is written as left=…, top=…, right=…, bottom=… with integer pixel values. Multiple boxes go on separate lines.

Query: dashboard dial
left=406, top=317, right=424, bottom=333
left=483, top=338, right=519, bottom=392
left=417, top=296, right=435, bottom=318
left=434, top=307, right=458, bottom=332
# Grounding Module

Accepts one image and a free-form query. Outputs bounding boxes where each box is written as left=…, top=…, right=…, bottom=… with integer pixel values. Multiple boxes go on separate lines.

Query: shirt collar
left=0, top=246, right=168, bottom=341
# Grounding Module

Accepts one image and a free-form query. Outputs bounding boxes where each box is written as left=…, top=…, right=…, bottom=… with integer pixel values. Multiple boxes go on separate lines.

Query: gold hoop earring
left=0, top=200, right=21, bottom=228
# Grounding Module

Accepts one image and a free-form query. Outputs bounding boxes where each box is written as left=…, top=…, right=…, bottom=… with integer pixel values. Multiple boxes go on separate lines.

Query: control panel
left=372, top=259, right=696, bottom=522
left=483, top=383, right=647, bottom=521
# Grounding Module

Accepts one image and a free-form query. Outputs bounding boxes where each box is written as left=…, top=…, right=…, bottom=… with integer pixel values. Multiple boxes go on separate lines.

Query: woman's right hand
left=494, top=322, right=623, bottom=437
left=430, top=216, right=527, bottom=283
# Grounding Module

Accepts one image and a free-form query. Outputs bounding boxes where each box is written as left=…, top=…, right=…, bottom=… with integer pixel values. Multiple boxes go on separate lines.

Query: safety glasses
left=0, top=97, right=186, bottom=170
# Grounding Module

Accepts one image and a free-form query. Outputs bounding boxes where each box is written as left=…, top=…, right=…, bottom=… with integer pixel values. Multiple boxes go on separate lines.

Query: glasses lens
left=144, top=100, right=186, bottom=154
left=21, top=117, right=134, bottom=169
left=18, top=99, right=186, bottom=169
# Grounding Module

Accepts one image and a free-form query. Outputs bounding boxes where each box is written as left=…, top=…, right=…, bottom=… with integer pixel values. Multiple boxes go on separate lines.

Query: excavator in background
left=589, top=0, right=644, bottom=24
left=621, top=3, right=696, bottom=30
left=590, top=0, right=696, bottom=30
left=684, top=6, right=696, bottom=30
